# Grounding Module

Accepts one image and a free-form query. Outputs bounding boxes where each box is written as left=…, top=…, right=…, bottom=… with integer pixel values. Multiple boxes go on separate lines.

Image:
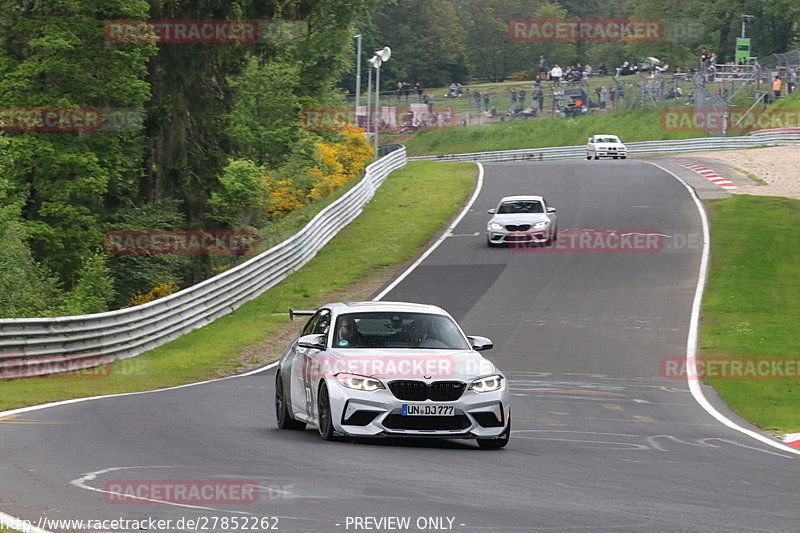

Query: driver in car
left=336, top=316, right=365, bottom=347
left=403, top=317, right=448, bottom=348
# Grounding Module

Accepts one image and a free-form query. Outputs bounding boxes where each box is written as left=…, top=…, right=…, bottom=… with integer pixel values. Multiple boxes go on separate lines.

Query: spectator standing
left=518, top=88, right=526, bottom=107
left=509, top=88, right=518, bottom=113
left=554, top=87, right=564, bottom=110
left=599, top=86, right=608, bottom=109
left=773, top=76, right=783, bottom=99
left=473, top=89, right=482, bottom=113
left=788, top=69, right=797, bottom=94
left=396, top=82, right=403, bottom=101
left=483, top=91, right=490, bottom=111
left=538, top=55, right=548, bottom=81
left=415, top=82, right=424, bottom=101
left=531, top=85, right=543, bottom=112
left=550, top=64, right=562, bottom=84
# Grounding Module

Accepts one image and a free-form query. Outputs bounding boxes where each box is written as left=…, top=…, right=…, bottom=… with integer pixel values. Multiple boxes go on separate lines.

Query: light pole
left=741, top=15, right=755, bottom=38
left=371, top=47, right=391, bottom=159
left=366, top=58, right=373, bottom=132
left=354, top=34, right=362, bottom=124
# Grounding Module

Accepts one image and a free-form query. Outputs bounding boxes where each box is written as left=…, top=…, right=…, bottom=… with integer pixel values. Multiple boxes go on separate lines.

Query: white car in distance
left=586, top=134, right=627, bottom=160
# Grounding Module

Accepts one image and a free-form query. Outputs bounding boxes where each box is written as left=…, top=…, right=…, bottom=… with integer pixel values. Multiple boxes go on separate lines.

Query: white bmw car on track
left=275, top=301, right=511, bottom=449
left=586, top=134, right=627, bottom=159
left=486, top=195, right=558, bottom=247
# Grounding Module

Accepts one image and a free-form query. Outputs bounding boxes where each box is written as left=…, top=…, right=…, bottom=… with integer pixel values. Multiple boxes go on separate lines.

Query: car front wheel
left=317, top=382, right=335, bottom=440
left=275, top=372, right=306, bottom=430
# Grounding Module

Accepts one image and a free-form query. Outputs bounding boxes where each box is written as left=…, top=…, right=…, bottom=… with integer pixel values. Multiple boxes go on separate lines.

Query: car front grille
left=505, top=224, right=531, bottom=231
left=383, top=414, right=470, bottom=431
left=389, top=380, right=466, bottom=401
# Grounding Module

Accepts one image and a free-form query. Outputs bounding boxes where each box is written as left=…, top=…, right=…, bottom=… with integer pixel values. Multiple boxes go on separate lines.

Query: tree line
left=348, top=0, right=799, bottom=88
left=0, top=0, right=376, bottom=317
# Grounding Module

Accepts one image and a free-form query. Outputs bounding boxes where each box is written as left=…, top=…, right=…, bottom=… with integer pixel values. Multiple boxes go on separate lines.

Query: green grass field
left=0, top=161, right=476, bottom=412
left=402, top=107, right=702, bottom=156
left=702, top=195, right=800, bottom=433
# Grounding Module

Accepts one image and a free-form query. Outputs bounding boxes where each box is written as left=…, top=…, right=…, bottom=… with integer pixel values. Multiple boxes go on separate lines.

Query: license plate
left=402, top=404, right=454, bottom=416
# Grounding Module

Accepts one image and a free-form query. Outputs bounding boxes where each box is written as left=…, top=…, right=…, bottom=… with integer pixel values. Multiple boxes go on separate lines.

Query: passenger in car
left=336, top=316, right=366, bottom=347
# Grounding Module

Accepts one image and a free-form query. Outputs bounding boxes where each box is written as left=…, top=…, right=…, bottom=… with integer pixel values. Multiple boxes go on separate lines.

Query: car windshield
left=497, top=200, right=543, bottom=214
left=596, top=136, right=620, bottom=143
left=333, top=312, right=470, bottom=350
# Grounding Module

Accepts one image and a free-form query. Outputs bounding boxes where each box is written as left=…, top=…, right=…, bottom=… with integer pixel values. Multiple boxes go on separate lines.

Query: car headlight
left=335, top=373, right=385, bottom=391
left=532, top=221, right=548, bottom=229
left=469, top=374, right=503, bottom=393
left=489, top=222, right=504, bottom=231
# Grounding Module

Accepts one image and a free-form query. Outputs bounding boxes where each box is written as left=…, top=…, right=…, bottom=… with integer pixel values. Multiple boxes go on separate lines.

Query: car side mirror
left=487, top=208, right=496, bottom=214
left=468, top=336, right=493, bottom=351
left=588, top=138, right=593, bottom=143
left=298, top=334, right=326, bottom=350
left=546, top=207, right=556, bottom=213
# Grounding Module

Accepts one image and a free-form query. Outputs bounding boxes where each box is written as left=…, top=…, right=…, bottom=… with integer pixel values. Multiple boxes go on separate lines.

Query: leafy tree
left=0, top=178, right=63, bottom=318
left=228, top=57, right=306, bottom=168
left=373, top=0, right=469, bottom=87
left=63, top=253, right=116, bottom=315
left=103, top=198, right=190, bottom=308
left=0, top=0, right=154, bottom=286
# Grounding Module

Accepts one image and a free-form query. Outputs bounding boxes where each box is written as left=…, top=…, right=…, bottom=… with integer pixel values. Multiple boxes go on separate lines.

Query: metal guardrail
left=0, top=148, right=408, bottom=378
left=408, top=130, right=800, bottom=163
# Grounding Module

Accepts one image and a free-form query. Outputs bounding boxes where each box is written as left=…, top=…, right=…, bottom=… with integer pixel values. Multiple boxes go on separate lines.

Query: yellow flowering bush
left=268, top=178, right=306, bottom=215
left=130, top=281, right=178, bottom=306
left=308, top=123, right=372, bottom=200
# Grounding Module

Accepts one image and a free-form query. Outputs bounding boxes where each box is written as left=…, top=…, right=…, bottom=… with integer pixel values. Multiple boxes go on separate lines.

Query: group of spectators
left=537, top=55, right=610, bottom=84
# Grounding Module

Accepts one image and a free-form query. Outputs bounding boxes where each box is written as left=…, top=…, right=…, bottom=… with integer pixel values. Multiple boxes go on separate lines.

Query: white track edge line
left=0, top=362, right=280, bottom=533
left=0, top=361, right=278, bottom=419
left=646, top=161, right=800, bottom=457
left=372, top=162, right=485, bottom=301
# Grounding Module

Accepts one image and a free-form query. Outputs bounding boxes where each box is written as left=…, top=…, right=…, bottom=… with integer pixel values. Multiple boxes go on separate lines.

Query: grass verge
left=702, top=195, right=800, bottom=433
left=403, top=108, right=705, bottom=156
left=732, top=166, right=767, bottom=185
left=0, top=161, right=477, bottom=412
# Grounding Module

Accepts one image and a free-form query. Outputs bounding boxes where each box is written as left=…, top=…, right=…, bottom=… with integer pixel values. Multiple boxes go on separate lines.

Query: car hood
left=490, top=213, right=550, bottom=225
left=323, top=348, right=498, bottom=381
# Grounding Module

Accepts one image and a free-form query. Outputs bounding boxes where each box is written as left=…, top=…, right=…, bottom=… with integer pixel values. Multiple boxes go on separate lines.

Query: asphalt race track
left=2, top=160, right=800, bottom=532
